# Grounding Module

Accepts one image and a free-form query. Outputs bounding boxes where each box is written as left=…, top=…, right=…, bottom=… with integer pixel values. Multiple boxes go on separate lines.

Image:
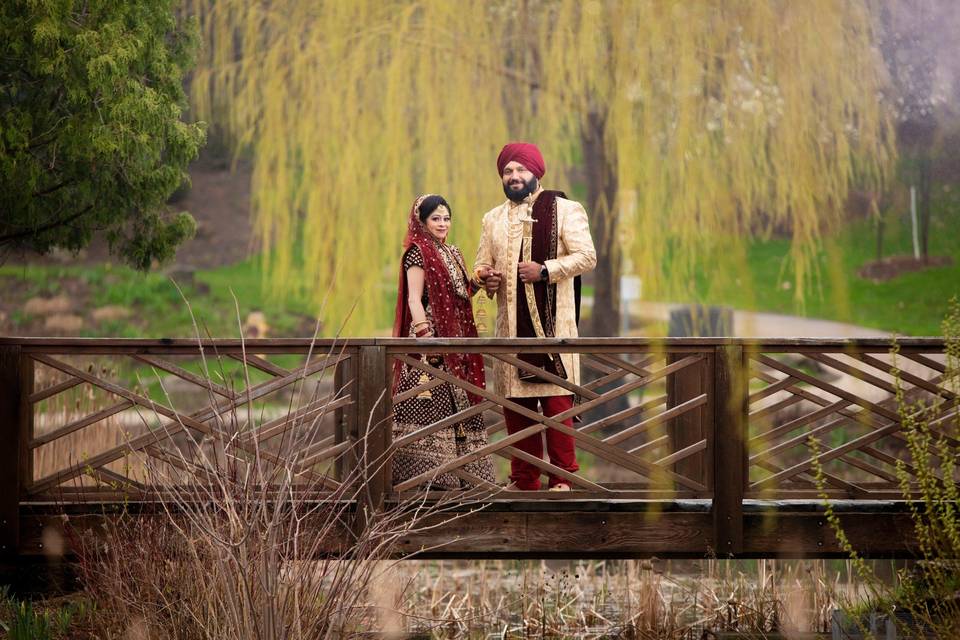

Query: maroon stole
left=515, top=190, right=582, bottom=383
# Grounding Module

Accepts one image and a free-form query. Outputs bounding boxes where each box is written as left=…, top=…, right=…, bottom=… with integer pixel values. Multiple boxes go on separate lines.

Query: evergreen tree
left=0, top=0, right=205, bottom=269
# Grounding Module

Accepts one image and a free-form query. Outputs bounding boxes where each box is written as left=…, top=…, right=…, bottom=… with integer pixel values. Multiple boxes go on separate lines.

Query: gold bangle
left=411, top=320, right=431, bottom=329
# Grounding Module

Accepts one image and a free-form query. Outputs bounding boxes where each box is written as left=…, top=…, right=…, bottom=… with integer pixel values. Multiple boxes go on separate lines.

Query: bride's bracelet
left=415, top=326, right=434, bottom=338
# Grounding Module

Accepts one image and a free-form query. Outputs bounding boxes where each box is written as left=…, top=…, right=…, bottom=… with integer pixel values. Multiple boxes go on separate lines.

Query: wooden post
left=355, top=345, right=392, bottom=514
left=666, top=352, right=708, bottom=487
left=713, top=344, right=747, bottom=556
left=0, top=346, right=30, bottom=559
left=333, top=352, right=357, bottom=483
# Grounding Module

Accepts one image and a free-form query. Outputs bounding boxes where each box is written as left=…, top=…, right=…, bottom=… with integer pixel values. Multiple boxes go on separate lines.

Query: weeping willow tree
left=190, top=0, right=895, bottom=336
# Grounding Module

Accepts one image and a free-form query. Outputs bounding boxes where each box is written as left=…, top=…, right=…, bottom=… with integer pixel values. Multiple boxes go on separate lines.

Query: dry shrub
left=70, top=332, right=490, bottom=640
left=813, top=298, right=960, bottom=638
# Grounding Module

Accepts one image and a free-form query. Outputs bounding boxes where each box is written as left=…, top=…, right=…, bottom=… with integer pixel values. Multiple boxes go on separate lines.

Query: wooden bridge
left=0, top=336, right=954, bottom=562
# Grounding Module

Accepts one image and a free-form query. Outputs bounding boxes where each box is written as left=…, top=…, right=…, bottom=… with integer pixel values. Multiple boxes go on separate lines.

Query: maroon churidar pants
left=503, top=394, right=579, bottom=490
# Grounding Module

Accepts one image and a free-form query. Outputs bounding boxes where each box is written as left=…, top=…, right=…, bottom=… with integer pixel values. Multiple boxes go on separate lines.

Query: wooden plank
left=392, top=377, right=445, bottom=403
left=580, top=355, right=618, bottom=375
left=228, top=352, right=289, bottom=377
left=859, top=445, right=926, bottom=483
left=741, top=511, right=918, bottom=558
left=27, top=375, right=83, bottom=403
left=901, top=352, right=947, bottom=373
left=333, top=353, right=356, bottom=483
left=298, top=440, right=352, bottom=472
left=490, top=447, right=611, bottom=494
left=666, top=352, right=708, bottom=485
left=394, top=422, right=547, bottom=492
left=749, top=366, right=953, bottom=468
left=603, top=394, right=707, bottom=445
left=392, top=511, right=711, bottom=558
left=1, top=336, right=946, bottom=353
left=655, top=439, right=707, bottom=467
left=805, top=352, right=899, bottom=395
left=834, top=453, right=899, bottom=485
left=29, top=400, right=133, bottom=448
left=246, top=394, right=350, bottom=444
left=713, top=344, right=746, bottom=556
left=577, top=393, right=667, bottom=436
left=0, top=346, right=24, bottom=558
left=753, top=457, right=868, bottom=497
left=749, top=395, right=805, bottom=423
left=92, top=467, right=148, bottom=492
left=489, top=352, right=600, bottom=399
left=449, top=468, right=500, bottom=492
left=16, top=502, right=921, bottom=559
left=854, top=352, right=955, bottom=401
left=628, top=434, right=669, bottom=456
left=748, top=374, right=798, bottom=404
left=4, top=338, right=367, bottom=350
left=19, top=356, right=33, bottom=495
left=389, top=402, right=491, bottom=452
left=750, top=391, right=957, bottom=492
left=132, top=355, right=237, bottom=399
left=754, top=355, right=902, bottom=423
left=751, top=421, right=904, bottom=490
left=591, top=353, right=658, bottom=378
left=750, top=400, right=854, bottom=462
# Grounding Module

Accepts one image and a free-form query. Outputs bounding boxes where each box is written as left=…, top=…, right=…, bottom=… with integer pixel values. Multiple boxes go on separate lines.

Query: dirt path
left=630, top=301, right=888, bottom=338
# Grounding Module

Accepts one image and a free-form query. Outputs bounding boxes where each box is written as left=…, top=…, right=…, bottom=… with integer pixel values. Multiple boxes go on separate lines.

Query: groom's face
left=501, top=161, right=538, bottom=202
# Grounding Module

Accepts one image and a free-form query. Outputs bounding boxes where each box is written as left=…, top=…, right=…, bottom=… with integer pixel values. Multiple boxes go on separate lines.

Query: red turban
left=496, top=142, right=546, bottom=179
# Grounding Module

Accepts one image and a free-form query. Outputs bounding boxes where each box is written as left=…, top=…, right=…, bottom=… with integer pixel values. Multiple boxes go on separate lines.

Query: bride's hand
left=480, top=269, right=502, bottom=295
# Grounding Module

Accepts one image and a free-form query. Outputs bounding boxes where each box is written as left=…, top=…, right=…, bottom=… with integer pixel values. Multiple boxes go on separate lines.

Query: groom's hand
left=518, top=261, right=542, bottom=284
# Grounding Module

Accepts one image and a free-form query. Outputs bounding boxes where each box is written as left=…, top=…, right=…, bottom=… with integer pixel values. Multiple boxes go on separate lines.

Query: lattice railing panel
left=386, top=344, right=715, bottom=498
left=746, top=346, right=957, bottom=499
left=25, top=346, right=356, bottom=498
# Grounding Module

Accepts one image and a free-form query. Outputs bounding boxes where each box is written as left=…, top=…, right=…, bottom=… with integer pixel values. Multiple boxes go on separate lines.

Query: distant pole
left=910, top=185, right=920, bottom=260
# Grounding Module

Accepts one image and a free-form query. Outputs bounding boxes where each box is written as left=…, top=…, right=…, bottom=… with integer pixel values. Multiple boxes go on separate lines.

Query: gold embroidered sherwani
left=474, top=189, right=597, bottom=398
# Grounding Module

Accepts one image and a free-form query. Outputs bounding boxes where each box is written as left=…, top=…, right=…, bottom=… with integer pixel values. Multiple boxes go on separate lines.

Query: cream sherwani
left=474, top=189, right=597, bottom=398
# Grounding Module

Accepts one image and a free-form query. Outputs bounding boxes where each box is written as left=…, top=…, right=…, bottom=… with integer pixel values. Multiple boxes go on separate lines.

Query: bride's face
left=423, top=206, right=451, bottom=242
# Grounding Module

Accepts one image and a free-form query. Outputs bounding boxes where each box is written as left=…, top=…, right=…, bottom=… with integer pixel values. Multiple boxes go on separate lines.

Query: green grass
left=682, top=186, right=960, bottom=336
left=0, top=257, right=318, bottom=339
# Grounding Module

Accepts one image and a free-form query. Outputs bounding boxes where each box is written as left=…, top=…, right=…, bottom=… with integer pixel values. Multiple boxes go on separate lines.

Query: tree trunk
left=581, top=111, right=620, bottom=337
left=875, top=215, right=884, bottom=262
left=918, top=151, right=931, bottom=262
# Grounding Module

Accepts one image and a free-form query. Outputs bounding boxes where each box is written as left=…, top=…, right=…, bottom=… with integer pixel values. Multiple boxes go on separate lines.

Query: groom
left=473, top=142, right=597, bottom=491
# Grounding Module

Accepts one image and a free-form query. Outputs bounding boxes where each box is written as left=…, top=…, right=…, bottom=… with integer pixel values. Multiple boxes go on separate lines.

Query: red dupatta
left=391, top=195, right=486, bottom=403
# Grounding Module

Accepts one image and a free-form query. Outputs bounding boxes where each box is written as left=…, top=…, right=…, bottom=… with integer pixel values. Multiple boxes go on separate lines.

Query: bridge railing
left=0, top=336, right=953, bottom=558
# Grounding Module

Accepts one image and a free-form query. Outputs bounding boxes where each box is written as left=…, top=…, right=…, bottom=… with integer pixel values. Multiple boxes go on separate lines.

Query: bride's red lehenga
left=390, top=195, right=496, bottom=490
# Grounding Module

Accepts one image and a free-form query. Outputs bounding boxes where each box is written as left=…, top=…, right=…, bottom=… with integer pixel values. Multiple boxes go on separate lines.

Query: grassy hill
left=680, top=186, right=960, bottom=337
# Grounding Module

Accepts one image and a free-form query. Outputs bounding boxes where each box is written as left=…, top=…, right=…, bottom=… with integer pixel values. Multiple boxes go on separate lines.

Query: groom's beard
left=503, top=176, right=539, bottom=203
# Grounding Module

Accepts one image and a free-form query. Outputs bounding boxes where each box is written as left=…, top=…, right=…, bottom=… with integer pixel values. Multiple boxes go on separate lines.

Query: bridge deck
left=1, top=337, right=953, bottom=559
